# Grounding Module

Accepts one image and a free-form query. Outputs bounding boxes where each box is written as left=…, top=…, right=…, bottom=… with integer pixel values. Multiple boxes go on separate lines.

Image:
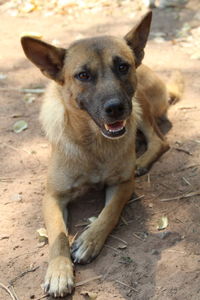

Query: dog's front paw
left=71, top=226, right=105, bottom=264
left=44, top=256, right=74, bottom=298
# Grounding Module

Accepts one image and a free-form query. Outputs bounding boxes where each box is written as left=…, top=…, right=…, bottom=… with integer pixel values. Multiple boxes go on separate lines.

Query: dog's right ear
left=21, top=37, right=66, bottom=84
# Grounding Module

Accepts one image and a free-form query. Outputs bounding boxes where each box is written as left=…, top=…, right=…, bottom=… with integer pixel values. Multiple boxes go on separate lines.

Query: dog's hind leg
left=43, top=193, right=74, bottom=297
left=71, top=179, right=134, bottom=264
left=136, top=97, right=170, bottom=176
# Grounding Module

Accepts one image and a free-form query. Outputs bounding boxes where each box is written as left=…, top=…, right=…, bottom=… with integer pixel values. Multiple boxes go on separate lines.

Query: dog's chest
left=71, top=139, right=135, bottom=187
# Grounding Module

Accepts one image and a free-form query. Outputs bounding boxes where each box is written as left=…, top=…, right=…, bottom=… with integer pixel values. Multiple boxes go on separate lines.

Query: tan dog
left=21, top=11, right=183, bottom=298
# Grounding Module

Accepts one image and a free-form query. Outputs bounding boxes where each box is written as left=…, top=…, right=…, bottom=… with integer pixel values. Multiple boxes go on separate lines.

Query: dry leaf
left=0, top=73, right=7, bottom=80
left=24, top=93, right=36, bottom=103
left=118, top=244, right=127, bottom=250
left=80, top=291, right=97, bottom=300
left=10, top=193, right=22, bottom=202
left=37, top=228, right=48, bottom=243
left=157, top=216, right=168, bottom=230
left=13, top=120, right=28, bottom=133
left=88, top=216, right=97, bottom=224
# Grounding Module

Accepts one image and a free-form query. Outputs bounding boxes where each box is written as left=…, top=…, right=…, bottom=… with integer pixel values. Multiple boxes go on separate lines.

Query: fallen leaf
left=24, top=93, right=36, bottom=103
left=190, top=52, right=200, bottom=60
left=20, top=2, right=35, bottom=13
left=119, top=256, right=133, bottom=265
left=37, top=228, right=48, bottom=243
left=0, top=73, right=7, bottom=80
left=10, top=193, right=22, bottom=202
left=80, top=291, right=97, bottom=300
left=117, top=244, right=127, bottom=250
left=88, top=216, right=97, bottom=224
left=157, top=216, right=168, bottom=230
left=153, top=37, right=165, bottom=43
left=13, top=120, right=28, bottom=133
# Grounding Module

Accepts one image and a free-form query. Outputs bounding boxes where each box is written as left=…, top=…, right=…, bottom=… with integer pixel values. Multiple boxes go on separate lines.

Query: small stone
left=157, top=231, right=171, bottom=239
left=151, top=249, right=159, bottom=255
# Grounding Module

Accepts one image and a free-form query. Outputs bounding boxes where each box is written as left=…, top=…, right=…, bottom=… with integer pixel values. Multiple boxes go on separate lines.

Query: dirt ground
left=0, top=1, right=200, bottom=300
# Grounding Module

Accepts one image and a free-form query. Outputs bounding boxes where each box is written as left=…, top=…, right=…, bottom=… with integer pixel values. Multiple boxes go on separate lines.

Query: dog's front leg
left=43, top=192, right=74, bottom=297
left=71, top=179, right=134, bottom=264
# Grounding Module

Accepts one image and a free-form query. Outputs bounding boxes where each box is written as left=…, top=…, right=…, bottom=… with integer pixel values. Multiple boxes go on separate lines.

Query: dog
left=21, top=11, right=183, bottom=298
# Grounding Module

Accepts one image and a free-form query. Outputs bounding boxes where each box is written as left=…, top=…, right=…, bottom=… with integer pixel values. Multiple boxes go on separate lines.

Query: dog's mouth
left=101, top=120, right=127, bottom=139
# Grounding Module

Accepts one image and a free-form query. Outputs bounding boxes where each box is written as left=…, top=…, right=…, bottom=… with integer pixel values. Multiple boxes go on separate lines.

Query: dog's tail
left=167, top=71, right=184, bottom=105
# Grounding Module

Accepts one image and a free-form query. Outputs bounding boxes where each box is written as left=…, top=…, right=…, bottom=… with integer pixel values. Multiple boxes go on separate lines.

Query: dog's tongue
left=105, top=120, right=126, bottom=132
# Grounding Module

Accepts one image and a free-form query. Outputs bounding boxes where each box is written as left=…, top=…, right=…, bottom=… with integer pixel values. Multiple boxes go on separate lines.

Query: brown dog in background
left=21, top=11, right=183, bottom=298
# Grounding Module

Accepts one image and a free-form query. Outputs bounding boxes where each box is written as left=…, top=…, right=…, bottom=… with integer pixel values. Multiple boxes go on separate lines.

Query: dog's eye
left=118, top=63, right=129, bottom=74
left=76, top=72, right=91, bottom=81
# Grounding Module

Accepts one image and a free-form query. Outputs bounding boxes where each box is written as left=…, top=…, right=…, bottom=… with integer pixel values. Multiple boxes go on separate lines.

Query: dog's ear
left=124, top=11, right=152, bottom=68
left=21, top=37, right=66, bottom=84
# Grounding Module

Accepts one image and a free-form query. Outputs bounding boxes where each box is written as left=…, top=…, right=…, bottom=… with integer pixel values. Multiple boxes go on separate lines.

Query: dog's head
left=21, top=11, right=152, bottom=139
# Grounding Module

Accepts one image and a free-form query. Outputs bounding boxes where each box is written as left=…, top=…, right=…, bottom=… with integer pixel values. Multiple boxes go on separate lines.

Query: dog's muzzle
left=101, top=98, right=129, bottom=139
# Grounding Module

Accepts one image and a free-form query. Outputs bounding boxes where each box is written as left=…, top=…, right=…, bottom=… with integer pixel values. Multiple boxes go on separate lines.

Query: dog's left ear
left=124, top=11, right=152, bottom=68
left=21, top=37, right=66, bottom=84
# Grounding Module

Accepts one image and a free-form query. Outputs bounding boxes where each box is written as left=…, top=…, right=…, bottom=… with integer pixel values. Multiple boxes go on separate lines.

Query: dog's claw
left=71, top=226, right=104, bottom=264
left=135, top=166, right=148, bottom=177
left=44, top=283, right=49, bottom=294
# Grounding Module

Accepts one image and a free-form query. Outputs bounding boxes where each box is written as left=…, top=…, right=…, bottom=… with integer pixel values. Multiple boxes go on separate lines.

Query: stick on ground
left=115, top=280, right=138, bottom=292
left=0, top=282, right=17, bottom=300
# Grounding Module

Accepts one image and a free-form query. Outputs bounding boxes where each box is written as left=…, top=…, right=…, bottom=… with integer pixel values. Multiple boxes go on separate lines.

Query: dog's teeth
left=104, top=124, right=110, bottom=131
left=104, top=120, right=126, bottom=133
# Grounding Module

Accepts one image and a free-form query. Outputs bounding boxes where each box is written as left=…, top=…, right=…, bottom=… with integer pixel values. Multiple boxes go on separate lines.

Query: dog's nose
left=104, top=99, right=125, bottom=118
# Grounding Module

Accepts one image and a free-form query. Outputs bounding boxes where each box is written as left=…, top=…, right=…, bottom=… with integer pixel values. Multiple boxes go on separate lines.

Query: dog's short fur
left=21, top=11, right=183, bottom=298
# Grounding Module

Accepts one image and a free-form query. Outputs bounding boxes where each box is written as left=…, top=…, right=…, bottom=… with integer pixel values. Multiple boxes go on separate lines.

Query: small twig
left=132, top=233, right=145, bottom=241
left=2, top=143, right=31, bottom=155
left=70, top=232, right=79, bottom=246
left=128, top=194, right=144, bottom=204
left=104, top=244, right=121, bottom=254
left=21, top=88, right=45, bottom=94
left=75, top=275, right=102, bottom=287
left=0, top=282, right=16, bottom=300
left=179, top=163, right=200, bottom=171
left=182, top=177, right=191, bottom=186
left=160, top=191, right=200, bottom=202
left=0, top=178, right=14, bottom=182
left=147, top=173, right=151, bottom=184
left=35, top=295, right=48, bottom=300
left=167, top=249, right=185, bottom=254
left=9, top=266, right=39, bottom=285
left=9, top=250, right=38, bottom=263
left=10, top=286, right=20, bottom=300
left=0, top=87, right=45, bottom=94
left=74, top=222, right=89, bottom=228
left=110, top=234, right=128, bottom=245
left=120, top=216, right=128, bottom=225
left=2, top=143, right=41, bottom=167
left=115, top=280, right=138, bottom=292
left=174, top=147, right=192, bottom=156
left=178, top=106, right=196, bottom=110
left=176, top=217, right=185, bottom=224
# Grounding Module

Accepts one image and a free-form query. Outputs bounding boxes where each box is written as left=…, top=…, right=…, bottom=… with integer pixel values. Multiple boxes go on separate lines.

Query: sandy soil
left=0, top=1, right=200, bottom=300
